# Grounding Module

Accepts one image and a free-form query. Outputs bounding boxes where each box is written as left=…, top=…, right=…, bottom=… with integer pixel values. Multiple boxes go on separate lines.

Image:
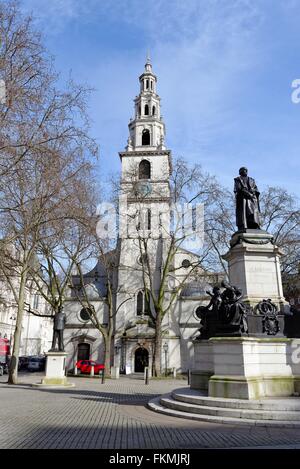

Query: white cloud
left=20, top=0, right=300, bottom=195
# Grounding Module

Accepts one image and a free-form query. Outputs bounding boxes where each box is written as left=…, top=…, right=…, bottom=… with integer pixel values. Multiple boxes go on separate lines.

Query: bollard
left=74, top=366, right=78, bottom=376
left=90, top=365, right=94, bottom=377
left=144, top=367, right=149, bottom=385
left=187, top=369, right=191, bottom=385
left=101, top=368, right=105, bottom=384
left=173, top=367, right=176, bottom=379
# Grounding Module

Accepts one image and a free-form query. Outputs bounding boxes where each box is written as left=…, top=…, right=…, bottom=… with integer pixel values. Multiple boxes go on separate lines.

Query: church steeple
left=126, top=58, right=166, bottom=151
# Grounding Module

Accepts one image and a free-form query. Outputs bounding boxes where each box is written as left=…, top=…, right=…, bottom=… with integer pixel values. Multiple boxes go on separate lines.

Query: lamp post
left=163, top=342, right=168, bottom=377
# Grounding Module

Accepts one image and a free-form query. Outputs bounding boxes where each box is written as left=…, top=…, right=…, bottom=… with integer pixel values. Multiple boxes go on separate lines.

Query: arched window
left=150, top=81, right=153, bottom=90
left=144, top=104, right=149, bottom=115
left=136, top=290, right=151, bottom=316
left=152, top=106, right=156, bottom=116
left=146, top=79, right=149, bottom=89
left=137, top=291, right=143, bottom=315
left=138, top=105, right=141, bottom=116
left=139, top=160, right=151, bottom=179
left=147, top=208, right=151, bottom=230
left=142, top=129, right=150, bottom=146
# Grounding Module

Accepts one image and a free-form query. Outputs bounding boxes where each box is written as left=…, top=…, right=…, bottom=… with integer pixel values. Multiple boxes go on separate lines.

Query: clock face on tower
left=136, top=181, right=152, bottom=197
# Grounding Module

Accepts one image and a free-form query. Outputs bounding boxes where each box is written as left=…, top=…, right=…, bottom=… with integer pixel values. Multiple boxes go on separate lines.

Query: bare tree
left=0, top=2, right=98, bottom=384
left=260, top=187, right=300, bottom=276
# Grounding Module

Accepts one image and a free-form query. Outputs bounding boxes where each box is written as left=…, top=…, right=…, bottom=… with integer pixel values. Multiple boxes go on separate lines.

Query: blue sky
left=21, top=0, right=300, bottom=197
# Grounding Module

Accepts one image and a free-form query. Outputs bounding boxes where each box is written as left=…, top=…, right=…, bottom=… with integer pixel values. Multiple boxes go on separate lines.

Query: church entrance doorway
left=134, top=347, right=149, bottom=372
left=77, top=343, right=90, bottom=361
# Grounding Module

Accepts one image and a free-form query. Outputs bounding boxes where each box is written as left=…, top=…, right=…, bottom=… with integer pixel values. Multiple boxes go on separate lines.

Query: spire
left=145, top=51, right=152, bottom=73
left=125, top=59, right=166, bottom=151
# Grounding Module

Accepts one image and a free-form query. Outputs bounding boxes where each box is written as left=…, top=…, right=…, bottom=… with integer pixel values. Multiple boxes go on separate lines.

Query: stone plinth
left=190, top=340, right=214, bottom=391
left=222, top=230, right=289, bottom=312
left=208, top=337, right=294, bottom=399
left=111, top=366, right=120, bottom=379
left=288, top=338, right=300, bottom=394
left=33, top=352, right=74, bottom=388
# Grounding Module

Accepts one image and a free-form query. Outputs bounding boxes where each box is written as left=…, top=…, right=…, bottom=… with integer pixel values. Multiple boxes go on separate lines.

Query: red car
left=75, top=360, right=105, bottom=375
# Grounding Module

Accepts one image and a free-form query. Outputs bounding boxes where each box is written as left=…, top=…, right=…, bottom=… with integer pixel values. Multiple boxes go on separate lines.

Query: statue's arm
left=234, top=178, right=240, bottom=194
left=234, top=178, right=252, bottom=199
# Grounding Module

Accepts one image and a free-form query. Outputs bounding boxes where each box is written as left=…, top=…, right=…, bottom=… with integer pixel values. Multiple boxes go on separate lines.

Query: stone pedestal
left=222, top=230, right=289, bottom=312
left=190, top=340, right=214, bottom=391
left=33, top=352, right=74, bottom=388
left=208, top=337, right=294, bottom=399
left=288, top=338, right=300, bottom=394
left=111, top=366, right=120, bottom=379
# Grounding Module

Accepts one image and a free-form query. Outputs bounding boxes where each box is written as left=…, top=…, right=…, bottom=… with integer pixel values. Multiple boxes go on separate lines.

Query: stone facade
left=64, top=59, right=222, bottom=374
left=0, top=272, right=52, bottom=356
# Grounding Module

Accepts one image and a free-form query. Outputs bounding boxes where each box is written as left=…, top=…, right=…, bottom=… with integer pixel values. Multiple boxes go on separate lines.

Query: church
left=64, top=59, right=222, bottom=375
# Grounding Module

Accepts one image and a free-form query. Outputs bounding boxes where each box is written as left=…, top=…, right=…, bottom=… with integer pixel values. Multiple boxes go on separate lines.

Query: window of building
left=181, top=259, right=191, bottom=269
left=147, top=208, right=151, bottom=230
left=33, top=294, right=39, bottom=310
left=146, top=79, right=149, bottom=89
left=137, top=291, right=143, bottom=315
left=144, top=104, right=149, bottom=115
left=142, top=129, right=150, bottom=146
left=152, top=105, right=156, bottom=116
left=139, top=159, right=151, bottom=179
left=136, top=290, right=151, bottom=316
left=79, top=308, right=92, bottom=322
left=137, top=208, right=151, bottom=231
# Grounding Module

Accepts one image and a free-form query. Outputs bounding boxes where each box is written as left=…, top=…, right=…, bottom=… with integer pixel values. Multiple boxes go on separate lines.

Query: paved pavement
left=1, top=373, right=300, bottom=449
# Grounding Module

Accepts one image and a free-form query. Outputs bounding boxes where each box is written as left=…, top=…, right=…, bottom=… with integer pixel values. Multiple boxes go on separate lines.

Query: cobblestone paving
left=1, top=373, right=300, bottom=449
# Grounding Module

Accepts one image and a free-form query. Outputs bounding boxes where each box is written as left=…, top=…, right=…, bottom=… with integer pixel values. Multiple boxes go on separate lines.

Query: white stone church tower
left=64, top=59, right=222, bottom=375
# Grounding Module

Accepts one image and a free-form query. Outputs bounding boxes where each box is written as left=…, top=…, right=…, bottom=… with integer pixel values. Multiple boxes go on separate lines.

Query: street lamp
left=163, top=342, right=168, bottom=377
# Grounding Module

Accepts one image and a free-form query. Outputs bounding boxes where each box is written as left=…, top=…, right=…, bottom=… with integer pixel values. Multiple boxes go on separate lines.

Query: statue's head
left=239, top=167, right=248, bottom=177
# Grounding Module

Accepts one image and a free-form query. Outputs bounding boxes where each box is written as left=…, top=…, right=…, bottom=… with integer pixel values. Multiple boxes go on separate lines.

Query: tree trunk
left=153, top=313, right=162, bottom=377
left=103, top=331, right=112, bottom=378
left=8, top=272, right=27, bottom=385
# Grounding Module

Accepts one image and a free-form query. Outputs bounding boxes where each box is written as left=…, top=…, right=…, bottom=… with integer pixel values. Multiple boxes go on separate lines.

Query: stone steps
left=173, top=387, right=300, bottom=411
left=148, top=389, right=300, bottom=427
left=127, top=373, right=145, bottom=380
left=161, top=396, right=300, bottom=421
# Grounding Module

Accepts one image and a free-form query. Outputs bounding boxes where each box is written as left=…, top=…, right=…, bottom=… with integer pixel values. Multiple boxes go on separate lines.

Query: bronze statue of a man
left=50, top=306, right=66, bottom=352
left=234, top=167, right=261, bottom=231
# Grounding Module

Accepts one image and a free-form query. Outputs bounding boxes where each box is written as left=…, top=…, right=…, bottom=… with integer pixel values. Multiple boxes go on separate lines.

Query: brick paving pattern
left=1, top=373, right=300, bottom=449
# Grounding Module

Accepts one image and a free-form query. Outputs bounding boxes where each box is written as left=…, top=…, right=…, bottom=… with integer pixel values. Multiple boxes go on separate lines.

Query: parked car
left=18, top=356, right=30, bottom=371
left=0, top=362, right=8, bottom=376
left=75, top=360, right=105, bottom=375
left=28, top=356, right=46, bottom=372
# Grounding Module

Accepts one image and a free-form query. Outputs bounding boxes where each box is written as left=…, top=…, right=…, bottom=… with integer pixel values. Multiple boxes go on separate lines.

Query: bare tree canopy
left=0, top=0, right=98, bottom=384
